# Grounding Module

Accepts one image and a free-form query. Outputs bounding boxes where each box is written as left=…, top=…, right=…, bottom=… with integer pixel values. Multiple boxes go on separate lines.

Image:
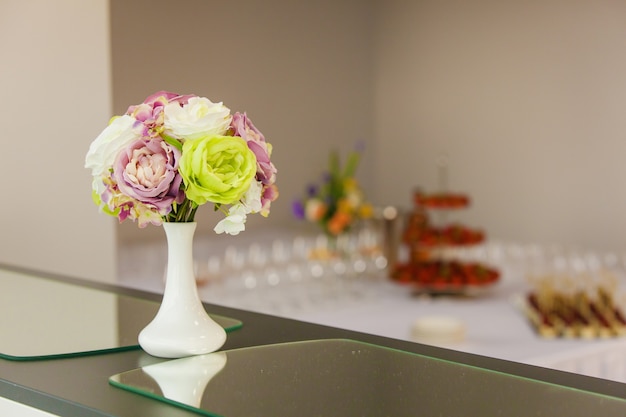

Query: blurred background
left=2, top=0, right=626, bottom=283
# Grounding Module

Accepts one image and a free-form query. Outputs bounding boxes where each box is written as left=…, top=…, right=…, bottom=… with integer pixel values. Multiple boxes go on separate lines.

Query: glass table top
left=110, top=339, right=626, bottom=417
left=0, top=269, right=242, bottom=360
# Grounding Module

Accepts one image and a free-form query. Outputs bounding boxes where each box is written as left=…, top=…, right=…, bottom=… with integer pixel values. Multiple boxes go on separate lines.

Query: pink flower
left=126, top=91, right=195, bottom=138
left=260, top=184, right=279, bottom=217
left=230, top=112, right=277, bottom=185
left=113, top=138, right=184, bottom=215
left=230, top=112, right=279, bottom=216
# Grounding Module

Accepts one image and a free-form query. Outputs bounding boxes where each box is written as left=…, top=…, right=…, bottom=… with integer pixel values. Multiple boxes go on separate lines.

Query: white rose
left=164, top=97, right=232, bottom=140
left=85, top=115, right=141, bottom=177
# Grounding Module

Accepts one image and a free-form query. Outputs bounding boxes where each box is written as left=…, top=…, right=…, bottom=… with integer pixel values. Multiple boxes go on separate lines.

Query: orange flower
left=327, top=211, right=352, bottom=235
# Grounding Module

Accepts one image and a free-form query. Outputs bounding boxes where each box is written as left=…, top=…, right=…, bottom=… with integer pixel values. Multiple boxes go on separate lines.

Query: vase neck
left=162, top=222, right=198, bottom=304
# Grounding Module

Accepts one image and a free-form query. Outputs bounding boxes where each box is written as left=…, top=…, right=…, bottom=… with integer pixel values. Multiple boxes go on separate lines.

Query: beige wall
left=111, top=0, right=626, bottom=252
left=3, top=0, right=625, bottom=283
left=374, top=0, right=626, bottom=251
left=110, top=0, right=376, bottom=243
left=0, top=0, right=116, bottom=281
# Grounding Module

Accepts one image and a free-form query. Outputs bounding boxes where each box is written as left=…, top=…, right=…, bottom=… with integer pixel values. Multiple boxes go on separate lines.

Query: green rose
left=179, top=135, right=257, bottom=206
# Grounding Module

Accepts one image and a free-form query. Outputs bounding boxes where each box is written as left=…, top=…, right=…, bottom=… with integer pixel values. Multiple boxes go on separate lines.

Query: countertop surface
left=3, top=262, right=626, bottom=417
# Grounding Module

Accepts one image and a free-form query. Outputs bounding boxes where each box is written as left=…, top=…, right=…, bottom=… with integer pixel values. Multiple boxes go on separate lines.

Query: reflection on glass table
left=110, top=339, right=626, bottom=417
left=0, top=268, right=242, bottom=360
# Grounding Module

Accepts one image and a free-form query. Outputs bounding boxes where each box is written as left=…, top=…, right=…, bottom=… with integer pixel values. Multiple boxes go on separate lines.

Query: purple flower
left=260, top=184, right=279, bottom=217
left=230, top=112, right=279, bottom=216
left=113, top=138, right=184, bottom=214
left=292, top=200, right=305, bottom=219
left=230, top=112, right=277, bottom=185
left=306, top=184, right=318, bottom=197
left=126, top=91, right=195, bottom=137
left=117, top=202, right=133, bottom=223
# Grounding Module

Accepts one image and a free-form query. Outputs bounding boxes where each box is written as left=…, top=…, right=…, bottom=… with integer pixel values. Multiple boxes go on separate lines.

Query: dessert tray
left=391, top=189, right=500, bottom=295
left=519, top=272, right=626, bottom=339
left=393, top=259, right=499, bottom=295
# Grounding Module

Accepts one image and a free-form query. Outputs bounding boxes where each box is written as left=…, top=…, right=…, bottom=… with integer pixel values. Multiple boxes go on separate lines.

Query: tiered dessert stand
left=392, top=189, right=499, bottom=295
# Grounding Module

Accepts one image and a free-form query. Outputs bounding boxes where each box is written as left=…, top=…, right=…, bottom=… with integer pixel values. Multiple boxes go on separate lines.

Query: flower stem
left=165, top=199, right=198, bottom=223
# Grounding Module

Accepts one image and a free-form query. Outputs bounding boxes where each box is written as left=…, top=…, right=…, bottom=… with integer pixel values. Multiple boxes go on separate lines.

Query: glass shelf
left=0, top=269, right=241, bottom=360
left=110, top=339, right=626, bottom=417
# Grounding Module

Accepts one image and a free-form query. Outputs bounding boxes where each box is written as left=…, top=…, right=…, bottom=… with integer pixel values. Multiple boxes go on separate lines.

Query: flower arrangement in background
left=85, top=91, right=278, bottom=235
left=293, top=144, right=373, bottom=237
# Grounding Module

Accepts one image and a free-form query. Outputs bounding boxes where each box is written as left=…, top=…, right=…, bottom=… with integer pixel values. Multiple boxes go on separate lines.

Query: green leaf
left=342, top=150, right=360, bottom=178
left=162, top=134, right=183, bottom=152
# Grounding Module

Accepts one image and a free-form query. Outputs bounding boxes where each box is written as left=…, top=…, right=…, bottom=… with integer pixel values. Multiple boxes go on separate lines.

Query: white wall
left=374, top=0, right=626, bottom=251
left=0, top=0, right=116, bottom=282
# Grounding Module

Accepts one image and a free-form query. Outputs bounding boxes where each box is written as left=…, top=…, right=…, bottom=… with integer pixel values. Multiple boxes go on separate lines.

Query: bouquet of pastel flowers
left=293, top=146, right=372, bottom=237
left=85, top=91, right=278, bottom=235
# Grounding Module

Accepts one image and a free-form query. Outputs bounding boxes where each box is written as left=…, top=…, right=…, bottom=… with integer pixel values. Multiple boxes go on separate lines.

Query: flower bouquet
left=84, top=91, right=278, bottom=358
left=85, top=90, right=278, bottom=234
left=293, top=146, right=373, bottom=256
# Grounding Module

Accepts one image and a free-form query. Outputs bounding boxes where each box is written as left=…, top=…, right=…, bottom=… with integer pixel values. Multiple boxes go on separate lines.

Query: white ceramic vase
left=138, top=222, right=227, bottom=358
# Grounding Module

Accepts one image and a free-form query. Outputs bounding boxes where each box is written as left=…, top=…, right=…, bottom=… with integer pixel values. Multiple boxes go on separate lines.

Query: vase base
left=139, top=318, right=227, bottom=359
